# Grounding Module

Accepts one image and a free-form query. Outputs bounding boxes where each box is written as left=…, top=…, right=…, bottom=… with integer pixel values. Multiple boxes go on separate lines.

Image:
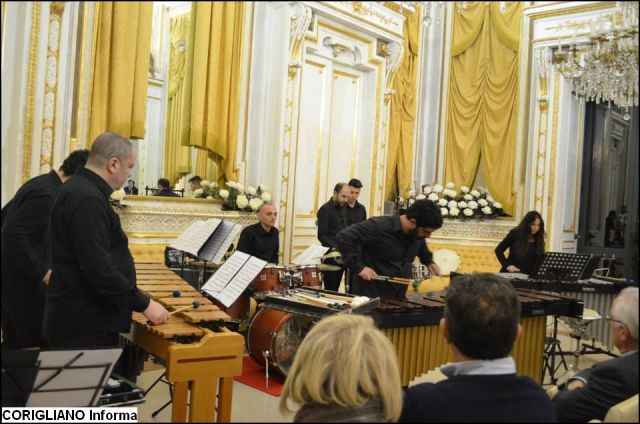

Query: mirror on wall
left=127, top=1, right=222, bottom=199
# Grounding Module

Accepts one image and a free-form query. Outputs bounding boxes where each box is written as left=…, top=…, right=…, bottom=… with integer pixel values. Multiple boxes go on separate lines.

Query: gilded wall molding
left=39, top=2, right=64, bottom=173
left=115, top=200, right=258, bottom=235
left=383, top=40, right=403, bottom=103
left=288, top=3, right=313, bottom=77
left=534, top=47, right=551, bottom=213
left=22, top=2, right=41, bottom=182
left=280, top=3, right=312, bottom=262
left=70, top=2, right=95, bottom=151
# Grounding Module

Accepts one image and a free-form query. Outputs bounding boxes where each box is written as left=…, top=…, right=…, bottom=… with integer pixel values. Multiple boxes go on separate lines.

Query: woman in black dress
left=495, top=210, right=545, bottom=275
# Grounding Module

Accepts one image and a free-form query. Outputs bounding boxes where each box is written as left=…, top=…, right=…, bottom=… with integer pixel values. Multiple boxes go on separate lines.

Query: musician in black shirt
left=43, top=132, right=169, bottom=348
left=1, top=149, right=88, bottom=348
left=236, top=203, right=279, bottom=263
left=494, top=210, right=545, bottom=275
left=336, top=199, right=443, bottom=299
left=346, top=178, right=367, bottom=225
left=317, top=182, right=351, bottom=291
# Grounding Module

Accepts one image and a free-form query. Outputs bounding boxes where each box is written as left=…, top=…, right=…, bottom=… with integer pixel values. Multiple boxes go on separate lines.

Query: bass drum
left=246, top=308, right=303, bottom=376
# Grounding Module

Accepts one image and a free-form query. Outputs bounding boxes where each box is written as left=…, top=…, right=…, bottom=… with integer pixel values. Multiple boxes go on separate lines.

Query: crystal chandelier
left=551, top=1, right=639, bottom=120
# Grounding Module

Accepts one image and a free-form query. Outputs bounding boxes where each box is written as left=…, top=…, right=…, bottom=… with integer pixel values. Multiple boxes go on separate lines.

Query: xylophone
left=132, top=262, right=244, bottom=422
left=369, top=289, right=583, bottom=386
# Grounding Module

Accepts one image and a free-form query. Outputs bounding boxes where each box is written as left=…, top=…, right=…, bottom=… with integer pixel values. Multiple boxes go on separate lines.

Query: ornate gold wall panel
left=22, top=2, right=41, bottom=182
left=39, top=2, right=65, bottom=174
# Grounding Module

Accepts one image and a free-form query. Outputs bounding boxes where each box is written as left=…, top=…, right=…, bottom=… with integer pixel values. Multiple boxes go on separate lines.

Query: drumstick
left=372, top=275, right=413, bottom=285
left=169, top=301, right=201, bottom=316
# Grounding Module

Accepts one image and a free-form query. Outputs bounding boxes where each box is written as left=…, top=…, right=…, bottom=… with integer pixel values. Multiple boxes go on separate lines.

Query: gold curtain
left=444, top=2, right=522, bottom=215
left=385, top=8, right=421, bottom=200
left=180, top=2, right=245, bottom=184
left=88, top=2, right=152, bottom=145
left=163, top=14, right=191, bottom=184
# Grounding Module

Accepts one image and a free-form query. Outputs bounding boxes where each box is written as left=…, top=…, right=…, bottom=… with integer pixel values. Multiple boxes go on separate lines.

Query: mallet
left=169, top=300, right=201, bottom=316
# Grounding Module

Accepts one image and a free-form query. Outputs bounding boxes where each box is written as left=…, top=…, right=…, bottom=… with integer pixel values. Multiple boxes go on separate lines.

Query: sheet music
left=27, top=348, right=122, bottom=407
left=291, top=245, right=329, bottom=265
left=199, top=221, right=243, bottom=264
left=170, top=219, right=221, bottom=257
left=201, top=251, right=266, bottom=307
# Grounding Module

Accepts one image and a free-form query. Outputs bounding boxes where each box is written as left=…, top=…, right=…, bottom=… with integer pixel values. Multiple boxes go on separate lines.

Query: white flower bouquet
left=395, top=182, right=506, bottom=220
left=197, top=180, right=272, bottom=211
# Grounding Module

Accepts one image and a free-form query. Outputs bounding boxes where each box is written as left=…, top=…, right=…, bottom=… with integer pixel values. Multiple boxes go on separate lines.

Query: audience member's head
left=127, top=179, right=136, bottom=188
left=348, top=178, right=363, bottom=206
left=332, top=182, right=350, bottom=207
left=188, top=175, right=202, bottom=191
left=157, top=178, right=171, bottom=191
left=59, top=149, right=89, bottom=178
left=403, top=199, right=443, bottom=240
left=86, top=132, right=135, bottom=190
left=257, top=203, right=277, bottom=230
left=443, top=273, right=521, bottom=360
left=608, top=286, right=638, bottom=353
left=280, top=314, right=402, bottom=422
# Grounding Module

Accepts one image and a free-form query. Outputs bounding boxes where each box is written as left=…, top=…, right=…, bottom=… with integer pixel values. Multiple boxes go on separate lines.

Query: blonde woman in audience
left=279, top=314, right=402, bottom=422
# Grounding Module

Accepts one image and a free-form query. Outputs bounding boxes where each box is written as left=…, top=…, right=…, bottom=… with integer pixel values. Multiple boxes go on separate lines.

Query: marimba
left=507, top=276, right=631, bottom=350
left=132, top=262, right=244, bottom=422
left=369, top=289, right=583, bottom=386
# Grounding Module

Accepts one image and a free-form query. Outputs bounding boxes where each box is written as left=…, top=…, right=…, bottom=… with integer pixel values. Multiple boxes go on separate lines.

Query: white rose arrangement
left=110, top=188, right=127, bottom=209
left=395, top=182, right=506, bottom=220
left=190, top=177, right=271, bottom=211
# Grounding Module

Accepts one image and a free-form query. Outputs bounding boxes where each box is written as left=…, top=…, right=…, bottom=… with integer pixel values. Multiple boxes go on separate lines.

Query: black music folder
left=170, top=219, right=242, bottom=265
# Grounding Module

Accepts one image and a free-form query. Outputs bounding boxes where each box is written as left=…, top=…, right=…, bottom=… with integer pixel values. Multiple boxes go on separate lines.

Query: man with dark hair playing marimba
left=336, top=199, right=442, bottom=299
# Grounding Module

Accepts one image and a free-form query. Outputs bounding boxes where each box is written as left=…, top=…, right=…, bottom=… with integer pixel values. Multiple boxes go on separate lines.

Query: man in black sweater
left=236, top=203, right=279, bottom=263
left=400, top=273, right=556, bottom=423
left=553, top=287, right=638, bottom=422
left=316, top=182, right=350, bottom=291
left=1, top=149, right=89, bottom=348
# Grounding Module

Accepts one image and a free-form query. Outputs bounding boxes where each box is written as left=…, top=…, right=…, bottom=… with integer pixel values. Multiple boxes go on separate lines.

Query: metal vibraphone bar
left=132, top=262, right=244, bottom=423
left=369, top=289, right=583, bottom=386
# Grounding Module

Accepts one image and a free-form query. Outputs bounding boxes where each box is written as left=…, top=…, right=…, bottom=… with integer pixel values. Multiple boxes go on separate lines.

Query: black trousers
left=1, top=291, right=46, bottom=349
left=322, top=258, right=344, bottom=292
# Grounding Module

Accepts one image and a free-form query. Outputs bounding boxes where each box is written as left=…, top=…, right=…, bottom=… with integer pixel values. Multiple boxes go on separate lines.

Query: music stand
left=531, top=252, right=599, bottom=281
left=1, top=347, right=122, bottom=407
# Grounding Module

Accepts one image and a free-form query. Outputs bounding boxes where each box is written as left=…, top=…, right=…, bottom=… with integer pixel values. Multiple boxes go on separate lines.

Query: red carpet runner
left=234, top=356, right=285, bottom=397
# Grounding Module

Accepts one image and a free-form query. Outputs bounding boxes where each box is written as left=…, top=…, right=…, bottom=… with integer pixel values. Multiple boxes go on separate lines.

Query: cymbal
left=319, top=251, right=342, bottom=259
left=317, top=263, right=341, bottom=271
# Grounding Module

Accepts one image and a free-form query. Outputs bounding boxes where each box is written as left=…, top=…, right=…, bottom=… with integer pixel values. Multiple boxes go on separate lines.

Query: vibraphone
left=508, top=277, right=630, bottom=350
left=133, top=262, right=244, bottom=422
left=369, top=289, right=583, bottom=386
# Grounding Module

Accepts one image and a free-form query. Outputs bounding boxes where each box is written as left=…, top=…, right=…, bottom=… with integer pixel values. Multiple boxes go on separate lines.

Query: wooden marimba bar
left=133, top=262, right=244, bottom=422
left=369, top=289, right=583, bottom=386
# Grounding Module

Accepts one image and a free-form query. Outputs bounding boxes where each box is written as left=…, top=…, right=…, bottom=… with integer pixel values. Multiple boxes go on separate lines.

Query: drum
left=246, top=308, right=303, bottom=376
left=253, top=265, right=286, bottom=293
left=293, top=265, right=322, bottom=288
